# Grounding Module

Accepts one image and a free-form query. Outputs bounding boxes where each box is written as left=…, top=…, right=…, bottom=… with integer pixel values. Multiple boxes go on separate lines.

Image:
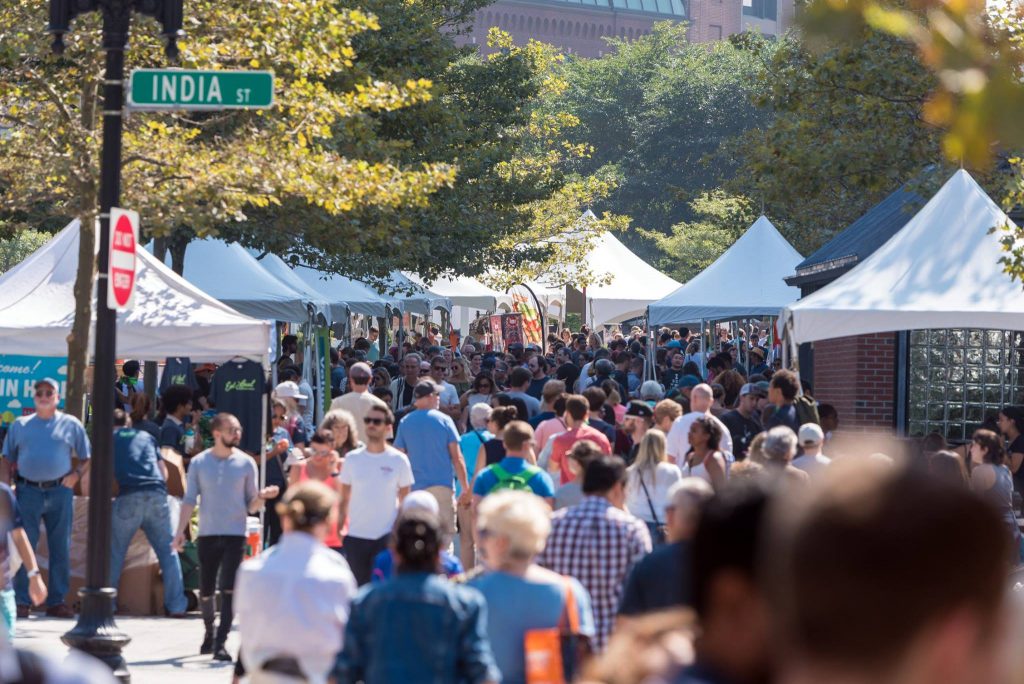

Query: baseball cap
left=740, top=382, right=766, bottom=397
left=678, top=375, right=702, bottom=389
left=34, top=378, right=59, bottom=392
left=274, top=381, right=307, bottom=400
left=624, top=401, right=654, bottom=418
left=413, top=379, right=441, bottom=399
left=401, top=490, right=440, bottom=515
left=665, top=340, right=682, bottom=349
left=755, top=380, right=771, bottom=394
left=799, top=423, right=825, bottom=445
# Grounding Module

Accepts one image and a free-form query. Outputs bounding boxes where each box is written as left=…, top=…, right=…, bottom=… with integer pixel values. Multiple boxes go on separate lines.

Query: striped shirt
left=537, top=495, right=651, bottom=651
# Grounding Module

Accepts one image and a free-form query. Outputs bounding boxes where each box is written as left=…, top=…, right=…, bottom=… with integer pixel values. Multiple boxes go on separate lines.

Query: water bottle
left=184, top=427, right=196, bottom=453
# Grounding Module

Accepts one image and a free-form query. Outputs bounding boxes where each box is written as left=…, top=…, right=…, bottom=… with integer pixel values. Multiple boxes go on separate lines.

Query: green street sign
left=128, top=69, right=274, bottom=110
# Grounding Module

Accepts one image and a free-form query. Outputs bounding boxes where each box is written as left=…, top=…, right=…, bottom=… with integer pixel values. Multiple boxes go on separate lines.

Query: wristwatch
left=26, top=569, right=40, bottom=578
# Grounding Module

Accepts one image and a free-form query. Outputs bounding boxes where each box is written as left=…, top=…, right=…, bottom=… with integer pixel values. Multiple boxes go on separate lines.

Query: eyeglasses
left=311, top=448, right=332, bottom=457
left=432, top=366, right=447, bottom=372
left=363, top=417, right=386, bottom=426
left=418, top=369, right=429, bottom=376
left=34, top=389, right=54, bottom=397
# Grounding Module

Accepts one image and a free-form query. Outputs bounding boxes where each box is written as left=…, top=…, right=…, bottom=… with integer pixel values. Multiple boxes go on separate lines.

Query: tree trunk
left=66, top=209, right=96, bottom=421
left=169, top=239, right=186, bottom=275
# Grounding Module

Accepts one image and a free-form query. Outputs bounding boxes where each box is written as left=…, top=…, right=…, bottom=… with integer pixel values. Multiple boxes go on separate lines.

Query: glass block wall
left=908, top=329, right=1024, bottom=441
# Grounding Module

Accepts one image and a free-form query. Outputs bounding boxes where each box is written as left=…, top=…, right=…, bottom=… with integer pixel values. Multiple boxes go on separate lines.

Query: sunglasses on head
left=363, top=417, right=386, bottom=426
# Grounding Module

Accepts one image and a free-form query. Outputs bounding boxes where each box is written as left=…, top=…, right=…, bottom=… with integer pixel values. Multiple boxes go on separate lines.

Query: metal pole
left=61, top=2, right=131, bottom=679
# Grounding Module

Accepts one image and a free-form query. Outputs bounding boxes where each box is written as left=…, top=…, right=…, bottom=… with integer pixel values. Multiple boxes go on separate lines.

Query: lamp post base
left=61, top=588, right=131, bottom=683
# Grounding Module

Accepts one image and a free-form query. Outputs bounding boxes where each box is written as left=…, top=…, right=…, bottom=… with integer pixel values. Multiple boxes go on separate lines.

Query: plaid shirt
left=538, top=495, right=652, bottom=651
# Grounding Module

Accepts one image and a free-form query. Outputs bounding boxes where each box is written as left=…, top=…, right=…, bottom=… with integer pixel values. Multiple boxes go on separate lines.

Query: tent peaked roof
left=579, top=231, right=682, bottom=325
left=0, top=221, right=269, bottom=360
left=649, top=216, right=803, bottom=325
left=159, top=239, right=311, bottom=322
left=405, top=273, right=507, bottom=311
left=246, top=250, right=339, bottom=322
left=292, top=266, right=397, bottom=318
left=782, top=170, right=1024, bottom=344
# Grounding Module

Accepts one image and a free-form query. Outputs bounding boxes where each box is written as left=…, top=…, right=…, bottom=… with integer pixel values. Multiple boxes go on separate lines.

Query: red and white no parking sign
left=107, top=207, right=139, bottom=311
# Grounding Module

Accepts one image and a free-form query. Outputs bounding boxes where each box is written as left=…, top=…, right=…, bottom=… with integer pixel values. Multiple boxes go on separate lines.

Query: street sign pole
left=49, top=2, right=184, bottom=681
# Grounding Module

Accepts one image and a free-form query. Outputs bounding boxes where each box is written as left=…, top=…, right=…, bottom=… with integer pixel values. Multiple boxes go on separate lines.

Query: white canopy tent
left=0, top=221, right=270, bottom=361
left=571, top=230, right=682, bottom=326
left=405, top=272, right=508, bottom=311
left=782, top=170, right=1024, bottom=345
left=248, top=250, right=336, bottom=323
left=648, top=216, right=803, bottom=325
left=385, top=271, right=452, bottom=316
left=293, top=266, right=397, bottom=318
left=155, top=238, right=311, bottom=322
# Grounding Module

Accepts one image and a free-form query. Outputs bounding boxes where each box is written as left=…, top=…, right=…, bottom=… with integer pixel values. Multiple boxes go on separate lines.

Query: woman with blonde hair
left=624, top=430, right=683, bottom=546
left=236, top=480, right=357, bottom=684
left=468, top=491, right=595, bottom=684
left=319, top=409, right=360, bottom=459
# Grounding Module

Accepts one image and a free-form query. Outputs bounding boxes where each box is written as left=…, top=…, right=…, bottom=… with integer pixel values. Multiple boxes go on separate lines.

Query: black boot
left=200, top=596, right=215, bottom=655
left=212, top=640, right=232, bottom=662
left=200, top=626, right=215, bottom=655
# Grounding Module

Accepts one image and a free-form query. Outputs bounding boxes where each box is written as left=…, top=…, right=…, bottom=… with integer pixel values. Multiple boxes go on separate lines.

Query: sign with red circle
left=107, top=208, right=139, bottom=311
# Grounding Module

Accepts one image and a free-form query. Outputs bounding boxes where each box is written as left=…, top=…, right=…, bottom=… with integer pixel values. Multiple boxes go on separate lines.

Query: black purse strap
left=638, top=471, right=661, bottom=526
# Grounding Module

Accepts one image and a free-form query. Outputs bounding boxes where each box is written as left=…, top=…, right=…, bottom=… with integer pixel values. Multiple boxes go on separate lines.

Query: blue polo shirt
left=2, top=411, right=90, bottom=482
left=113, top=428, right=166, bottom=496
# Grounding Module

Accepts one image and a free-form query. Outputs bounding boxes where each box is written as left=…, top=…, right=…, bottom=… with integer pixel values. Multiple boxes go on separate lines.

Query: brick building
left=455, top=0, right=773, bottom=59
left=787, top=181, right=1024, bottom=441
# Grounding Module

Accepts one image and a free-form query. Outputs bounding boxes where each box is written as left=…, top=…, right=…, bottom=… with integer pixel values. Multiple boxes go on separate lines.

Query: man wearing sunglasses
left=338, top=405, right=413, bottom=585
left=428, top=357, right=461, bottom=421
left=1, top=378, right=89, bottom=619
left=172, top=413, right=280, bottom=662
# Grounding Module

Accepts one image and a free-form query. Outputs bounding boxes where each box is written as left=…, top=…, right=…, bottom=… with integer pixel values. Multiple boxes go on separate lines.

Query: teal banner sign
left=0, top=355, right=67, bottom=423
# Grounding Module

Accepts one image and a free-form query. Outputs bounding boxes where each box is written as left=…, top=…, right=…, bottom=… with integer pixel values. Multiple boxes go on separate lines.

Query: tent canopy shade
left=248, top=250, right=338, bottom=323
left=293, top=266, right=397, bottom=319
left=384, top=271, right=452, bottom=316
left=404, top=272, right=507, bottom=311
left=152, top=238, right=311, bottom=323
left=648, top=216, right=803, bottom=327
left=782, top=171, right=1024, bottom=345
left=0, top=221, right=269, bottom=361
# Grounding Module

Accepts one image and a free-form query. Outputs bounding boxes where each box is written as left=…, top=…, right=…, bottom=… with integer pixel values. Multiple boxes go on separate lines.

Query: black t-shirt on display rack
left=209, top=360, right=267, bottom=454
left=159, top=357, right=198, bottom=395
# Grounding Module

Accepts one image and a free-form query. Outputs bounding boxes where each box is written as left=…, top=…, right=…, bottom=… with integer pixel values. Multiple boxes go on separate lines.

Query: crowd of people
left=3, top=322, right=1024, bottom=684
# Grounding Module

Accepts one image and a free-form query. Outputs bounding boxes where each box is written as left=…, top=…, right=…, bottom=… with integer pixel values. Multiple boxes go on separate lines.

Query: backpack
left=489, top=462, right=542, bottom=493
left=794, top=394, right=820, bottom=426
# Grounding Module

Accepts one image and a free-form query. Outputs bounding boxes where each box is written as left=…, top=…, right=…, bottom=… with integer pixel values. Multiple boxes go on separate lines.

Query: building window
left=709, top=23, right=722, bottom=38
left=743, top=0, right=778, bottom=20
left=907, top=329, right=1024, bottom=441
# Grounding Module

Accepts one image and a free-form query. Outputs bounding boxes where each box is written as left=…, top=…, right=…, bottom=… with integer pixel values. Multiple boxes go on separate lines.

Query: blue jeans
left=14, top=484, right=72, bottom=608
left=110, top=489, right=187, bottom=614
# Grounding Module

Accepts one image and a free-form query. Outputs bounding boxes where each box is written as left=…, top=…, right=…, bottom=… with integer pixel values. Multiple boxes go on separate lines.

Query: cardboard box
left=160, top=447, right=186, bottom=498
left=33, top=496, right=164, bottom=615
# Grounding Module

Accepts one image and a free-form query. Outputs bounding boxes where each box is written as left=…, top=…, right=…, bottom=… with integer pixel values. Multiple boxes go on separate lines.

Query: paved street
left=15, top=615, right=240, bottom=683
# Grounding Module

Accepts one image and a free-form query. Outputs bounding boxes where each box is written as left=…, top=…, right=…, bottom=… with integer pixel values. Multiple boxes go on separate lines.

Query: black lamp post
left=47, top=1, right=183, bottom=681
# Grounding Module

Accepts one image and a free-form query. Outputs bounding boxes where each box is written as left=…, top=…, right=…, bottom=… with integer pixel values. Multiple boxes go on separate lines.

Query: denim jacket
left=335, top=572, right=501, bottom=684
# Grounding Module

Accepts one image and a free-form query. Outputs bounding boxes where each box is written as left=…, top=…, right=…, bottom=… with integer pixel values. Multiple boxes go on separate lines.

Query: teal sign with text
left=0, top=355, right=67, bottom=423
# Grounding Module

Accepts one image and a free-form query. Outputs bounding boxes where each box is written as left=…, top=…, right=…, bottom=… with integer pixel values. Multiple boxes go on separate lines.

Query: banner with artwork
left=0, top=355, right=67, bottom=424
left=507, top=284, right=545, bottom=351
left=489, top=314, right=505, bottom=352
left=501, top=313, right=524, bottom=348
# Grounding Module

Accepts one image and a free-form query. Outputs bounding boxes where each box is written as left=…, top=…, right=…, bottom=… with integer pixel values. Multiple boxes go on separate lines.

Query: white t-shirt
left=438, top=381, right=460, bottom=408
left=625, top=462, right=683, bottom=524
left=666, top=411, right=734, bottom=466
left=339, top=445, right=415, bottom=539
left=792, top=453, right=831, bottom=478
